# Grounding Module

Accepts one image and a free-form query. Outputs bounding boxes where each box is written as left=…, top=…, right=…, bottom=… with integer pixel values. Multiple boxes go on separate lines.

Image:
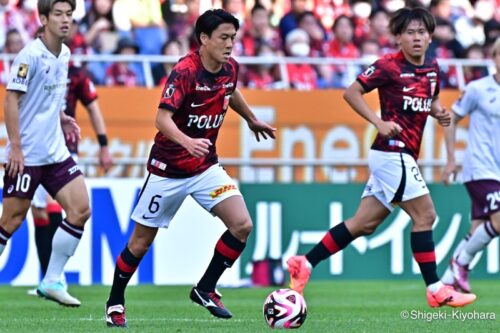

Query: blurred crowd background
left=0, top=0, right=499, bottom=89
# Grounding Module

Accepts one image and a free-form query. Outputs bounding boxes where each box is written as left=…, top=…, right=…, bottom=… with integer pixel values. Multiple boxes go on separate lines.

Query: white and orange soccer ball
left=263, top=289, right=307, bottom=329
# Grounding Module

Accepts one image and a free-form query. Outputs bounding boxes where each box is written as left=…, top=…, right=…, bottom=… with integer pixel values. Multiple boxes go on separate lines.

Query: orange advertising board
left=0, top=88, right=463, bottom=182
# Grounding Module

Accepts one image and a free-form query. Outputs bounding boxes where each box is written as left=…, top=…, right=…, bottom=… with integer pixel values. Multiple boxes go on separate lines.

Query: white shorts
left=131, top=164, right=242, bottom=228
left=362, top=149, right=429, bottom=211
left=31, top=154, right=78, bottom=209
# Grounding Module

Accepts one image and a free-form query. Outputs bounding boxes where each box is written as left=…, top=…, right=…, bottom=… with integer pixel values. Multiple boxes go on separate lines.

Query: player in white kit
left=0, top=0, right=90, bottom=307
left=440, top=37, right=500, bottom=292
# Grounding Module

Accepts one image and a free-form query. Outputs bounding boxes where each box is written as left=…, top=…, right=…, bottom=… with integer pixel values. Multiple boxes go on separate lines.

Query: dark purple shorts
left=464, top=179, right=500, bottom=220
left=3, top=157, right=82, bottom=200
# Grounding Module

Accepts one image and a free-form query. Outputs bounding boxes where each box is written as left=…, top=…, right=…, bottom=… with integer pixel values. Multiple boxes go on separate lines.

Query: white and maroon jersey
left=357, top=51, right=440, bottom=160
left=452, top=75, right=500, bottom=182
left=148, top=51, right=238, bottom=178
left=6, top=38, right=70, bottom=165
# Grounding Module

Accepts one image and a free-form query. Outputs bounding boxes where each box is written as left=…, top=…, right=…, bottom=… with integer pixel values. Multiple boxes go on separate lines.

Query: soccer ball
left=263, top=289, right=307, bottom=329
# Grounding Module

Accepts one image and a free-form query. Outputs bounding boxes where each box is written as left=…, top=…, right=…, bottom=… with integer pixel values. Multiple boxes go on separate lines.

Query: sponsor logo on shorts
left=141, top=214, right=157, bottom=220
left=68, top=165, right=80, bottom=175
left=7, top=185, right=14, bottom=194
left=209, top=184, right=238, bottom=199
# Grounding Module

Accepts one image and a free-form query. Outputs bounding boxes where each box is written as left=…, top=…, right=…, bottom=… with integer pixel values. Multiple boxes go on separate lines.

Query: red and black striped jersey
left=357, top=51, right=440, bottom=160
left=64, top=65, right=98, bottom=153
left=148, top=51, right=239, bottom=178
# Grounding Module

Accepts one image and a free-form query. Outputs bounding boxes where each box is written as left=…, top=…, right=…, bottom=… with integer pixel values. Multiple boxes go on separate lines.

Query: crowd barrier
left=0, top=88, right=467, bottom=183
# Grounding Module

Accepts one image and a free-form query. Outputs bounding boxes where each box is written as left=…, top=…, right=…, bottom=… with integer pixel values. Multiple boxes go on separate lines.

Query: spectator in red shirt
left=284, top=28, right=317, bottom=90
left=105, top=37, right=140, bottom=87
left=365, top=9, right=395, bottom=54
left=242, top=43, right=283, bottom=89
left=241, top=3, right=281, bottom=56
left=297, top=11, right=327, bottom=57
left=326, top=15, right=360, bottom=88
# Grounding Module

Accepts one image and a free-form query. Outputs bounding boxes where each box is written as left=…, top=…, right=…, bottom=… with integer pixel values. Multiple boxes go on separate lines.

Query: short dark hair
left=251, top=3, right=266, bottom=16
left=194, top=9, right=239, bottom=44
left=38, top=0, right=76, bottom=18
left=333, top=15, right=354, bottom=32
left=389, top=7, right=435, bottom=36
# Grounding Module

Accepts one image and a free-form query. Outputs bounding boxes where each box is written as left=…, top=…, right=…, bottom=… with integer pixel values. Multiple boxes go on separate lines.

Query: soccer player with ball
left=287, top=7, right=476, bottom=308
left=104, top=8, right=275, bottom=327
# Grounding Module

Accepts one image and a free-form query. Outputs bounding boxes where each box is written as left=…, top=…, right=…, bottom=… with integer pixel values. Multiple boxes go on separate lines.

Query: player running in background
left=440, top=37, right=500, bottom=292
left=0, top=0, right=90, bottom=307
left=104, top=9, right=276, bottom=327
left=29, top=61, right=112, bottom=285
left=287, top=7, right=476, bottom=308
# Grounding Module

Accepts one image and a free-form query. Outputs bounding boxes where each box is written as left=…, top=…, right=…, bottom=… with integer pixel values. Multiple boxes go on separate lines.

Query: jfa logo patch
left=17, top=63, right=29, bottom=78
left=362, top=66, right=375, bottom=78
left=164, top=84, right=175, bottom=98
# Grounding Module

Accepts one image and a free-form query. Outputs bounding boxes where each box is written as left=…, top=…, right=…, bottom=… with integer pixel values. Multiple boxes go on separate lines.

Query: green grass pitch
left=0, top=281, right=497, bottom=332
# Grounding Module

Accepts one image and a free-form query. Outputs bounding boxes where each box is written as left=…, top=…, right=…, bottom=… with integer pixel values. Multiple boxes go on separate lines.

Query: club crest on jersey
left=164, top=84, right=175, bottom=98
left=17, top=63, right=29, bottom=78
left=362, top=66, right=375, bottom=78
left=209, top=184, right=238, bottom=199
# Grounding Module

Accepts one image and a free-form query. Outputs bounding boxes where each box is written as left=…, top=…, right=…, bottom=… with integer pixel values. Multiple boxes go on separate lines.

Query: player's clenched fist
left=376, top=121, right=403, bottom=138
left=186, top=138, right=213, bottom=158
left=433, top=108, right=451, bottom=127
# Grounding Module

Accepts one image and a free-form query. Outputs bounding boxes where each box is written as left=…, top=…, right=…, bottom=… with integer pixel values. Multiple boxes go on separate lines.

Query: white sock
left=452, top=234, right=470, bottom=259
left=457, top=221, right=498, bottom=266
left=0, top=227, right=12, bottom=256
left=441, top=233, right=470, bottom=284
left=43, top=220, right=83, bottom=284
left=441, top=266, right=455, bottom=285
left=428, top=281, right=444, bottom=294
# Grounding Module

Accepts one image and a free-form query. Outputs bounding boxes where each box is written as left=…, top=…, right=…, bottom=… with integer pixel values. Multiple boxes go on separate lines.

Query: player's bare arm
left=343, top=81, right=402, bottom=138
left=60, top=111, right=80, bottom=144
left=229, top=88, right=276, bottom=142
left=430, top=98, right=451, bottom=127
left=86, top=101, right=112, bottom=171
left=155, top=108, right=212, bottom=158
left=4, top=90, right=24, bottom=177
left=442, top=111, right=463, bottom=185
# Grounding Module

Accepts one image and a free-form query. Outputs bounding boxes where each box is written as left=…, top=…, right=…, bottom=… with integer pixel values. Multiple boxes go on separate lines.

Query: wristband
left=97, top=134, right=108, bottom=147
